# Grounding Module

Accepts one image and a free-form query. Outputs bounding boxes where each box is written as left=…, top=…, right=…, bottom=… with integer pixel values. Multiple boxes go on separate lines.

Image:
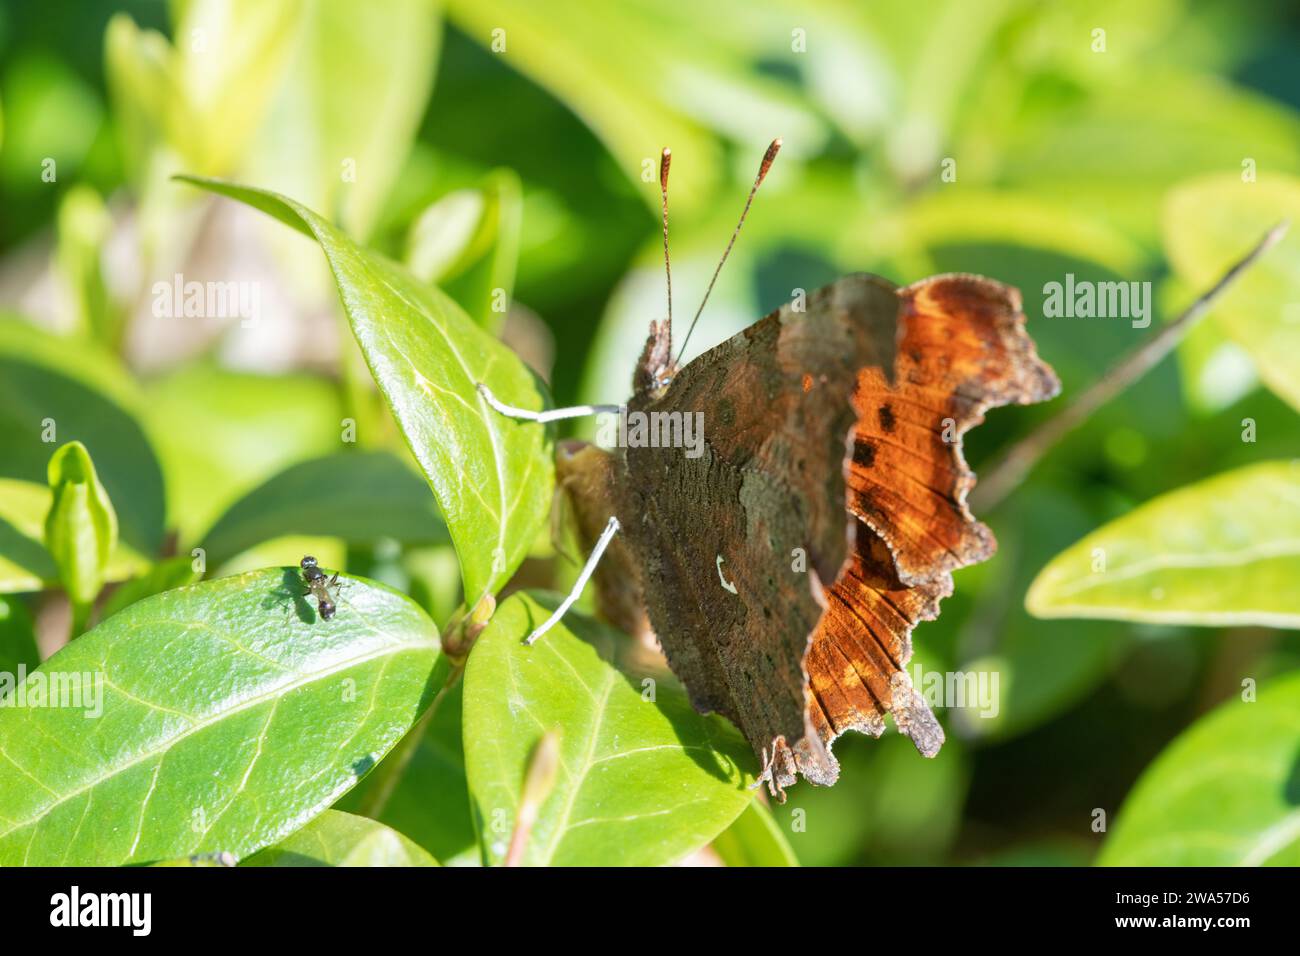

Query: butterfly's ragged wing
left=798, top=275, right=1059, bottom=787
left=613, top=276, right=895, bottom=790
left=613, top=274, right=1058, bottom=796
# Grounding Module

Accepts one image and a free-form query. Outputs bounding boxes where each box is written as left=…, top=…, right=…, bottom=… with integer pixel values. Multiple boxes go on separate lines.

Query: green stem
left=69, top=600, right=92, bottom=640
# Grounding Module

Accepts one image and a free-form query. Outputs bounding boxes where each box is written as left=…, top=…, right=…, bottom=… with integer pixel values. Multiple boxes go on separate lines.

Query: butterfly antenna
left=675, top=137, right=781, bottom=365
left=659, top=147, right=672, bottom=342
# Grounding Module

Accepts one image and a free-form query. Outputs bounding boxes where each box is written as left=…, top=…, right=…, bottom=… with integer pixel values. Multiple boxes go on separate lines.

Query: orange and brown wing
left=607, top=273, right=1058, bottom=796
left=798, top=275, right=1059, bottom=785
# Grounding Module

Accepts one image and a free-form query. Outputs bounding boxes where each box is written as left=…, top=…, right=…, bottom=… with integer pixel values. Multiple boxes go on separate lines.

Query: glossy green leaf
left=1100, top=672, right=1300, bottom=866
left=200, top=452, right=449, bottom=569
left=463, top=592, right=754, bottom=867
left=0, top=319, right=164, bottom=558
left=710, top=799, right=798, bottom=867
left=178, top=178, right=554, bottom=606
left=1164, top=173, right=1300, bottom=413
left=1027, top=461, right=1300, bottom=627
left=242, top=810, right=437, bottom=867
left=44, top=441, right=118, bottom=609
left=0, top=569, right=441, bottom=865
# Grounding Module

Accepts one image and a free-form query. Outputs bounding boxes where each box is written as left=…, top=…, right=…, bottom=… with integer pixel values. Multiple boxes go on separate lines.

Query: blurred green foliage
left=0, top=0, right=1298, bottom=866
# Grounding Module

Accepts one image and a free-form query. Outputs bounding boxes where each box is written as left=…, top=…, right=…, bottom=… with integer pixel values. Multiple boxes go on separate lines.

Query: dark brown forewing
left=612, top=275, right=901, bottom=793
left=800, top=274, right=1060, bottom=785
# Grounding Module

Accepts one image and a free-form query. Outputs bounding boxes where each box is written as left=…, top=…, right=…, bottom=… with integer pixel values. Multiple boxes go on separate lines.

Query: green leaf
left=710, top=799, right=798, bottom=867
left=0, top=480, right=59, bottom=592
left=150, top=851, right=238, bottom=867
left=1100, top=672, right=1300, bottom=866
left=444, top=0, right=824, bottom=213
left=0, top=318, right=165, bottom=559
left=200, top=452, right=449, bottom=569
left=168, top=1, right=301, bottom=176
left=0, top=568, right=441, bottom=866
left=885, top=189, right=1147, bottom=278
left=1002, top=73, right=1300, bottom=243
left=1163, top=173, right=1300, bottom=413
left=960, top=488, right=1126, bottom=741
left=242, top=0, right=441, bottom=240
left=44, top=441, right=118, bottom=609
left=0, top=478, right=146, bottom=595
left=178, top=177, right=554, bottom=606
left=1027, top=461, right=1300, bottom=628
left=407, top=169, right=523, bottom=331
left=241, top=810, right=438, bottom=867
left=336, top=676, right=477, bottom=865
left=463, top=591, right=754, bottom=867
left=143, top=363, right=344, bottom=548
left=1165, top=275, right=1260, bottom=413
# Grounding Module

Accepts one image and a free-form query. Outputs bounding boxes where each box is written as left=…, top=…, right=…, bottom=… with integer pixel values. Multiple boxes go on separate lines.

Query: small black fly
left=300, top=555, right=340, bottom=620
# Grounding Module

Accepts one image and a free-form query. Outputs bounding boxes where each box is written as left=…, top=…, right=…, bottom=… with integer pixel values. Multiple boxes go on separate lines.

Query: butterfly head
left=632, top=318, right=676, bottom=396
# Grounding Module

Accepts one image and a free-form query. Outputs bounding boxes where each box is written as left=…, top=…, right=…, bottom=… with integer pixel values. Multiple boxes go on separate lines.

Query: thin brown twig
left=971, top=220, right=1290, bottom=513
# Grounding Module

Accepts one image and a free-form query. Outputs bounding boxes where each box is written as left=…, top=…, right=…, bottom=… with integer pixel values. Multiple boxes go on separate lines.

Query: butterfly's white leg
left=523, top=515, right=620, bottom=646
left=477, top=382, right=620, bottom=423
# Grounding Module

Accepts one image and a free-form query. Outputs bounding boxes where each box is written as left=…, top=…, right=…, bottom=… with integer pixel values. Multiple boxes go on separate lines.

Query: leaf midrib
left=355, top=250, right=512, bottom=598
left=1049, top=537, right=1300, bottom=598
